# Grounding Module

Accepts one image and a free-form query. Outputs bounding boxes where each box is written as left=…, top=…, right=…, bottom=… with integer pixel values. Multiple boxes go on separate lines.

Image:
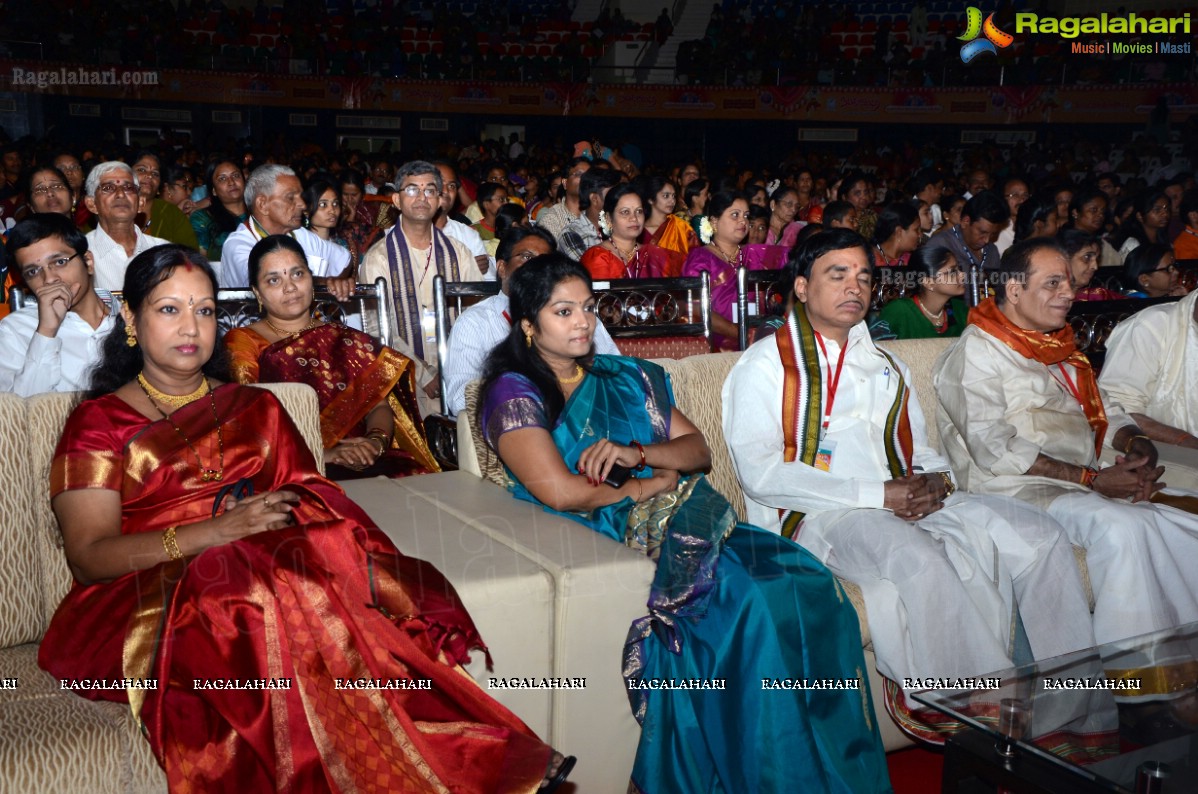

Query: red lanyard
left=502, top=310, right=511, bottom=325
left=814, top=333, right=848, bottom=435
left=1055, top=363, right=1085, bottom=410
left=417, top=243, right=435, bottom=287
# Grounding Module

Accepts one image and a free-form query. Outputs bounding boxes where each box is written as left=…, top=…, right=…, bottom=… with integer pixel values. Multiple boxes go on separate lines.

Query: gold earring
left=124, top=323, right=137, bottom=348
left=525, top=332, right=533, bottom=348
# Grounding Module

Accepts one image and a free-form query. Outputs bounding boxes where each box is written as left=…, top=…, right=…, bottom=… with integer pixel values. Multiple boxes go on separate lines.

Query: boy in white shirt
left=1, top=213, right=114, bottom=395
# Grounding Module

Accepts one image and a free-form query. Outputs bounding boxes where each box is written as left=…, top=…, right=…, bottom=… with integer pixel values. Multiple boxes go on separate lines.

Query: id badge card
left=815, top=438, right=836, bottom=472
left=421, top=308, right=437, bottom=352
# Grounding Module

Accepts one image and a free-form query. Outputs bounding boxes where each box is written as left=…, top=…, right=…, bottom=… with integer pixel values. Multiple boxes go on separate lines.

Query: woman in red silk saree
left=225, top=322, right=439, bottom=480
left=40, top=384, right=553, bottom=792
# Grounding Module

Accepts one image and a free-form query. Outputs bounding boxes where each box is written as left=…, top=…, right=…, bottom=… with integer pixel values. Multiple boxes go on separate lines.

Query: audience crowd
left=3, top=115, right=1198, bottom=792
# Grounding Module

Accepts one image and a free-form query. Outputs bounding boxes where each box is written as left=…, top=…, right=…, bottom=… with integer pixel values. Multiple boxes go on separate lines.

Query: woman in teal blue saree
left=478, top=253, right=892, bottom=793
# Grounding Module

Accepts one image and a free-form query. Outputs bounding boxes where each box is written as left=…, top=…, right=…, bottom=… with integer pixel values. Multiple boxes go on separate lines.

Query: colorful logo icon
left=958, top=7, right=1014, bottom=63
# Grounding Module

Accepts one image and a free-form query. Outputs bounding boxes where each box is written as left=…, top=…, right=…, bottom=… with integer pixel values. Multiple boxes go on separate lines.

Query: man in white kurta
left=441, top=227, right=619, bottom=416
left=1099, top=288, right=1198, bottom=446
left=360, top=160, right=483, bottom=417
left=722, top=231, right=1094, bottom=714
left=935, top=239, right=1198, bottom=650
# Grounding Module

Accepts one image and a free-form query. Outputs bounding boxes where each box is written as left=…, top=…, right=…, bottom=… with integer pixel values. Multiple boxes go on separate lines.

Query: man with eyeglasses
left=365, top=158, right=394, bottom=196
left=0, top=213, right=113, bottom=395
left=534, top=156, right=590, bottom=244
left=433, top=161, right=492, bottom=279
left=83, top=162, right=170, bottom=292
left=360, top=160, right=483, bottom=414
left=219, top=164, right=352, bottom=295
left=936, top=238, right=1198, bottom=654
left=441, top=227, right=618, bottom=415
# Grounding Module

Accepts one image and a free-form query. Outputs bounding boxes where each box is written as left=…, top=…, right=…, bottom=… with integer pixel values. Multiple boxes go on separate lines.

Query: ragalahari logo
left=958, top=7, right=1014, bottom=63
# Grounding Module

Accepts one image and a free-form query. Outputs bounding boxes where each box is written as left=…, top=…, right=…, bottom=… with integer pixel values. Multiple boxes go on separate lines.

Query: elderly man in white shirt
left=219, top=164, right=353, bottom=294
left=84, top=161, right=169, bottom=291
left=935, top=238, right=1198, bottom=653
left=723, top=229, right=1094, bottom=741
left=1, top=214, right=114, bottom=395
left=443, top=227, right=618, bottom=415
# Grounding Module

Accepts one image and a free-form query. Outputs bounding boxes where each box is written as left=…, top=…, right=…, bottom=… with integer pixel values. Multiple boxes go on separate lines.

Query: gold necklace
left=557, top=365, right=584, bottom=385
left=137, top=375, right=226, bottom=482
left=264, top=315, right=320, bottom=339
left=610, top=240, right=638, bottom=262
left=136, top=373, right=209, bottom=409
left=711, top=242, right=741, bottom=265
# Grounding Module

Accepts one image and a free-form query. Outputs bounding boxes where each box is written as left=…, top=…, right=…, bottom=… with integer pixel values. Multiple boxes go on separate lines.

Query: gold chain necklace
left=136, top=372, right=209, bottom=409
left=610, top=240, right=638, bottom=263
left=711, top=242, right=741, bottom=265
left=264, top=315, right=321, bottom=339
left=137, top=375, right=225, bottom=482
left=557, top=365, right=584, bottom=385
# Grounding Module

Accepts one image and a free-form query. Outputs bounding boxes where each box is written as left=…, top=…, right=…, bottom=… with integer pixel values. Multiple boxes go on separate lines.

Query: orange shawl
left=970, top=298, right=1108, bottom=455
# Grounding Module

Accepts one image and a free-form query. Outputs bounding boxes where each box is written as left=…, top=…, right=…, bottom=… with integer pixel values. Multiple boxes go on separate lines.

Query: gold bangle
left=162, top=525, right=183, bottom=561
left=366, top=429, right=389, bottom=456
left=635, top=478, right=643, bottom=502
left=1125, top=434, right=1151, bottom=453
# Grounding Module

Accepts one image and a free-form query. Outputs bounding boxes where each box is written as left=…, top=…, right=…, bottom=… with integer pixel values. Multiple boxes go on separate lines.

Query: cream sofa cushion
left=0, top=393, right=41, bottom=647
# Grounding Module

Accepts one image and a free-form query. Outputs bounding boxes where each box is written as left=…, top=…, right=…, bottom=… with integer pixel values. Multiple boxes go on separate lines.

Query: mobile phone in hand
left=603, top=463, right=633, bottom=488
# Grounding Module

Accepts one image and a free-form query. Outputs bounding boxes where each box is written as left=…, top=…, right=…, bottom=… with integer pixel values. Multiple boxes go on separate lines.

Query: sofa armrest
left=376, top=472, right=656, bottom=794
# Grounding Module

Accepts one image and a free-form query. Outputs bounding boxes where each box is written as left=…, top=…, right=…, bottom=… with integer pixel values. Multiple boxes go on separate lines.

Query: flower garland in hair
left=597, top=210, right=612, bottom=239
left=698, top=216, right=715, bottom=245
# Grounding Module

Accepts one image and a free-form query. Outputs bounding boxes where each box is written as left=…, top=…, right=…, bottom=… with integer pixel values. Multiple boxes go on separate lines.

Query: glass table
left=913, top=621, right=1198, bottom=793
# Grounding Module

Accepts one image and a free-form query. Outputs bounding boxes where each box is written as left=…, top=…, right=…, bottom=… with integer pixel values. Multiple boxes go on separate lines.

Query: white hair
left=244, top=164, right=296, bottom=210
left=84, top=161, right=137, bottom=199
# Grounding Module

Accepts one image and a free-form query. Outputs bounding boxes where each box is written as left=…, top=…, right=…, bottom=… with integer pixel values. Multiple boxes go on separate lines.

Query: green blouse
left=877, top=296, right=969, bottom=339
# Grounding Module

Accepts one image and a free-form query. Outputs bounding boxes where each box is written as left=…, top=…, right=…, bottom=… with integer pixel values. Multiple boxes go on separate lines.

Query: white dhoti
left=797, top=492, right=1095, bottom=684
left=1047, top=490, right=1198, bottom=648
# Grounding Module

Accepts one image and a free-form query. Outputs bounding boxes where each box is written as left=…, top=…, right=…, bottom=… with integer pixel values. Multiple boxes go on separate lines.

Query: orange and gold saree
left=639, top=214, right=698, bottom=278
left=225, top=323, right=439, bottom=479
left=40, top=385, right=550, bottom=792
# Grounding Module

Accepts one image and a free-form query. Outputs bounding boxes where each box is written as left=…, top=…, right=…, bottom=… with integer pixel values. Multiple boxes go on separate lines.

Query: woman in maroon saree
left=225, top=234, right=439, bottom=480
left=40, top=245, right=572, bottom=793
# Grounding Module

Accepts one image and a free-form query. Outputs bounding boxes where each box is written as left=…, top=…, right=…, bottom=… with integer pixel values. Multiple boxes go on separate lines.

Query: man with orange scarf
left=936, top=238, right=1198, bottom=654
